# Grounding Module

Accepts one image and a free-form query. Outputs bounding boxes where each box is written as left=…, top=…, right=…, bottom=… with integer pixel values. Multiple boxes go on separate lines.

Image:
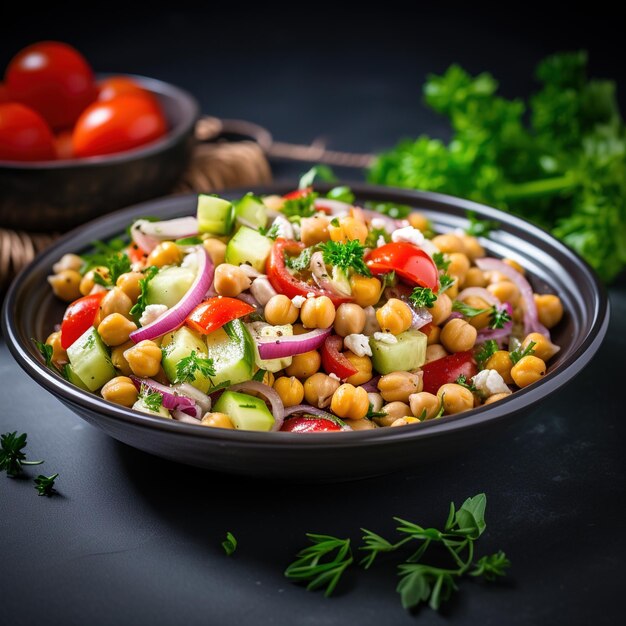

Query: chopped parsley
left=466, top=211, right=499, bottom=238
left=509, top=341, right=536, bottom=364
left=319, top=240, right=371, bottom=277
left=366, top=403, right=387, bottom=419
left=80, top=237, right=127, bottom=275
left=129, top=265, right=159, bottom=319
left=489, top=306, right=512, bottom=329
left=0, top=432, right=43, bottom=477
left=282, top=193, right=318, bottom=219
left=438, top=274, right=455, bottom=293
left=432, top=252, right=450, bottom=271
left=409, top=287, right=437, bottom=308
left=452, top=300, right=490, bottom=317
left=456, top=374, right=477, bottom=392
left=475, top=340, right=499, bottom=367
left=91, top=252, right=132, bottom=288
left=139, top=386, right=164, bottom=412
left=285, top=247, right=313, bottom=272
left=259, top=222, right=281, bottom=239
left=34, top=473, right=58, bottom=497
left=175, top=350, right=216, bottom=384
left=365, top=226, right=390, bottom=248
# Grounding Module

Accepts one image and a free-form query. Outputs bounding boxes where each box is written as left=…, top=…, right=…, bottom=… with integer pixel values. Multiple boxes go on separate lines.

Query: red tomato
left=98, top=76, right=151, bottom=102
left=283, top=187, right=312, bottom=200
left=60, top=292, right=106, bottom=350
left=5, top=41, right=97, bottom=130
left=127, top=242, right=148, bottom=264
left=0, top=103, right=56, bottom=161
left=0, top=82, right=8, bottom=103
left=54, top=130, right=74, bottom=159
left=421, top=351, right=478, bottom=395
left=186, top=297, right=255, bottom=335
left=366, top=242, right=439, bottom=290
left=280, top=416, right=343, bottom=432
left=321, top=335, right=358, bottom=379
left=72, top=93, right=167, bottom=158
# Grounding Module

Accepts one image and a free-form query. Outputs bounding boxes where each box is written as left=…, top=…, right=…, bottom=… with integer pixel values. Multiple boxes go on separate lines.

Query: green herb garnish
left=0, top=432, right=43, bottom=477
left=432, top=252, right=450, bottom=272
left=509, top=341, right=536, bottom=364
left=282, top=193, right=318, bottom=219
left=32, top=339, right=55, bottom=369
left=466, top=211, right=499, bottom=238
left=139, top=387, right=163, bottom=413
left=34, top=473, right=58, bottom=497
left=91, top=252, right=132, bottom=288
left=299, top=165, right=337, bottom=189
left=319, top=240, right=371, bottom=277
left=438, top=275, right=455, bottom=293
left=365, top=201, right=412, bottom=220
left=381, top=270, right=397, bottom=288
left=252, top=369, right=267, bottom=382
left=410, top=287, right=437, bottom=309
left=365, top=226, right=390, bottom=248
left=222, top=531, right=238, bottom=556
left=259, top=222, right=281, bottom=239
left=285, top=247, right=313, bottom=272
left=455, top=374, right=477, bottom=392
left=80, top=237, right=127, bottom=275
left=175, top=236, right=203, bottom=246
left=452, top=301, right=490, bottom=317
left=366, top=403, right=387, bottom=419
left=489, top=306, right=512, bottom=329
left=129, top=265, right=159, bottom=319
left=175, top=350, right=216, bottom=384
left=327, top=185, right=355, bottom=204
left=475, top=340, right=499, bottom=367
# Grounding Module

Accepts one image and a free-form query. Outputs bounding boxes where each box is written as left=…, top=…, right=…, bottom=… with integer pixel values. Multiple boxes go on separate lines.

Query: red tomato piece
left=127, top=242, right=148, bottom=264
left=0, top=103, right=56, bottom=161
left=366, top=242, right=439, bottom=290
left=186, top=297, right=255, bottom=335
left=421, top=351, right=478, bottom=395
left=72, top=93, right=167, bottom=158
left=321, top=335, right=358, bottom=379
left=280, top=416, right=342, bottom=432
left=97, top=76, right=150, bottom=102
left=283, top=187, right=312, bottom=200
left=266, top=239, right=352, bottom=306
left=60, top=292, right=106, bottom=350
left=5, top=41, right=97, bottom=130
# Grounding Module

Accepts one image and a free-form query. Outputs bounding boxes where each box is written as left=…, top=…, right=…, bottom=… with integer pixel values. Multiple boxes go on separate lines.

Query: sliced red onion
left=410, top=306, right=433, bottom=330
left=131, top=376, right=198, bottom=415
left=172, top=382, right=211, bottom=414
left=314, top=198, right=352, bottom=214
left=475, top=258, right=550, bottom=339
left=310, top=251, right=351, bottom=297
left=360, top=209, right=402, bottom=233
left=457, top=287, right=501, bottom=307
left=131, top=217, right=199, bottom=253
left=282, top=405, right=352, bottom=431
left=256, top=327, right=332, bottom=360
left=443, top=312, right=464, bottom=324
left=237, top=291, right=262, bottom=311
left=475, top=302, right=514, bottom=344
left=228, top=381, right=285, bottom=431
left=173, top=409, right=202, bottom=423
left=361, top=376, right=381, bottom=393
left=130, top=246, right=214, bottom=343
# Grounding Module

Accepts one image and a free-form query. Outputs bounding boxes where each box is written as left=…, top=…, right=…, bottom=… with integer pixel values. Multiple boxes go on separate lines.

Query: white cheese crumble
left=328, top=372, right=341, bottom=382
left=306, top=292, right=316, bottom=299
left=291, top=295, right=306, bottom=309
left=391, top=225, right=425, bottom=247
left=139, top=304, right=168, bottom=327
left=373, top=332, right=398, bottom=344
left=472, top=369, right=511, bottom=397
left=249, top=275, right=276, bottom=306
left=344, top=333, right=373, bottom=357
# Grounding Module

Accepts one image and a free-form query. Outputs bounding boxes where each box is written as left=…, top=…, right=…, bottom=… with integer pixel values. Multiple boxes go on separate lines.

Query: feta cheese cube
left=344, top=333, right=373, bottom=357
left=391, top=225, right=425, bottom=247
left=139, top=304, right=168, bottom=327
left=373, top=332, right=398, bottom=344
left=472, top=369, right=511, bottom=397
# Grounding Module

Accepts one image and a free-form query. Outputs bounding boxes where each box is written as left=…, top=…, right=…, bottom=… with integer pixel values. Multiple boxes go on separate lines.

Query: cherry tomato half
left=5, top=41, right=97, bottom=130
left=186, top=297, right=255, bottom=335
left=60, top=292, right=106, bottom=350
left=72, top=93, right=167, bottom=158
left=280, top=416, right=343, bottom=432
left=0, top=103, right=56, bottom=161
left=421, top=351, right=478, bottom=395
left=366, top=242, right=439, bottom=290
left=321, top=335, right=358, bottom=379
left=97, top=76, right=151, bottom=102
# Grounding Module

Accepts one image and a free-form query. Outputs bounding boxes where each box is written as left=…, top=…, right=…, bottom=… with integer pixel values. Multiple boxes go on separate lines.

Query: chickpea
left=425, top=344, right=448, bottom=363
left=445, top=281, right=459, bottom=300
left=376, top=298, right=412, bottom=335
left=98, top=313, right=137, bottom=346
left=201, top=412, right=235, bottom=429
left=407, top=212, right=430, bottom=232
left=432, top=233, right=466, bottom=255
left=52, top=253, right=83, bottom=274
left=373, top=401, right=412, bottom=426
left=522, top=332, right=560, bottom=362
left=330, top=383, right=369, bottom=419
left=300, top=214, right=330, bottom=246
left=328, top=216, right=368, bottom=245
left=440, top=318, right=477, bottom=353
left=349, top=275, right=382, bottom=307
left=484, top=350, right=514, bottom=384
left=304, top=372, right=340, bottom=408
left=437, top=383, right=474, bottom=414
left=503, top=258, right=525, bottom=275
left=378, top=371, right=423, bottom=403
left=214, top=263, right=252, bottom=297
left=462, top=295, right=492, bottom=330
left=430, top=293, right=452, bottom=326
left=390, top=416, right=420, bottom=427
left=111, top=341, right=134, bottom=376
left=285, top=350, right=321, bottom=379
left=146, top=241, right=182, bottom=268
left=203, top=238, right=227, bottom=266
left=48, top=269, right=82, bottom=301
left=101, top=376, right=138, bottom=407
left=344, top=418, right=378, bottom=430
left=334, top=303, right=366, bottom=337
left=79, top=267, right=110, bottom=296
left=409, top=392, right=441, bottom=420
left=344, top=352, right=373, bottom=386
left=459, top=235, right=485, bottom=260
left=487, top=281, right=520, bottom=307
left=300, top=296, right=335, bottom=329
left=273, top=376, right=305, bottom=407
left=123, top=340, right=162, bottom=378
left=447, top=253, right=470, bottom=284
left=116, top=271, right=144, bottom=302
left=483, top=392, right=511, bottom=405
left=99, top=287, right=133, bottom=320
left=427, top=325, right=441, bottom=345
left=487, top=271, right=511, bottom=285
left=462, top=267, right=488, bottom=288
left=265, top=294, right=299, bottom=325
left=534, top=294, right=563, bottom=329
left=511, top=355, right=546, bottom=388
left=45, top=331, right=67, bottom=365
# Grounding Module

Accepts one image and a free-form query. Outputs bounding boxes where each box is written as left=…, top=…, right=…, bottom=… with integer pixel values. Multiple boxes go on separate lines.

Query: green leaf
left=465, top=211, right=499, bottom=238
left=455, top=494, right=487, bottom=539
left=284, top=247, right=313, bottom=272
left=470, top=550, right=511, bottom=581
left=327, top=186, right=354, bottom=204
left=319, top=240, right=371, bottom=277
left=139, top=386, right=164, bottom=413
left=509, top=340, right=536, bottom=364
left=299, top=165, right=337, bottom=189
left=0, top=431, right=43, bottom=477
left=175, top=350, right=216, bottom=384
left=452, top=300, right=490, bottom=317
left=34, top=473, right=58, bottom=497
left=489, top=305, right=512, bottom=329
left=397, top=566, right=431, bottom=609
left=409, top=287, right=437, bottom=309
left=475, top=340, right=499, bottom=368
left=282, top=193, right=318, bottom=219
left=129, top=265, right=159, bottom=319
left=432, top=252, right=450, bottom=271
left=222, top=531, right=237, bottom=556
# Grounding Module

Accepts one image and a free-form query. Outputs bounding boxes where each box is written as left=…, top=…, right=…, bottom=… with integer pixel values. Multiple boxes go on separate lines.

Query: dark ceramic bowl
left=0, top=74, right=198, bottom=231
left=2, top=184, right=610, bottom=481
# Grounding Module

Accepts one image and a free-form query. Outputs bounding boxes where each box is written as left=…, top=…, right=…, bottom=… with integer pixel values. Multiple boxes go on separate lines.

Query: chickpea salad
left=38, top=179, right=564, bottom=433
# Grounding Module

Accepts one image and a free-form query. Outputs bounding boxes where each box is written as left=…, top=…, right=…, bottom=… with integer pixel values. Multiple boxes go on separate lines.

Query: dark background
left=1, top=6, right=625, bottom=625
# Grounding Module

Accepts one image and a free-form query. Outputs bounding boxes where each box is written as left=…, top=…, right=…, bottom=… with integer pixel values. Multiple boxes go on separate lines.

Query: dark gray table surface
left=1, top=7, right=625, bottom=625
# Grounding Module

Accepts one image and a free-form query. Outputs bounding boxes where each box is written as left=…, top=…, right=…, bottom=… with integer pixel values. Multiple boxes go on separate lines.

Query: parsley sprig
left=409, top=287, right=437, bottom=309
left=175, top=350, right=216, bottom=384
left=222, top=531, right=238, bottom=556
left=139, top=385, right=164, bottom=412
left=455, top=374, right=477, bottom=392
left=319, top=240, right=371, bottom=277
left=475, top=340, right=499, bottom=368
left=509, top=340, right=536, bottom=364
left=489, top=306, right=512, bottom=329
left=466, top=211, right=499, bottom=238
left=92, top=252, right=132, bottom=288
left=452, top=300, right=490, bottom=317
left=438, top=275, right=455, bottom=293
left=34, top=473, right=59, bottom=497
left=80, top=237, right=127, bottom=275
left=129, top=266, right=159, bottom=319
left=0, top=432, right=43, bottom=477
left=432, top=252, right=450, bottom=271
left=282, top=194, right=318, bottom=219
left=284, top=247, right=313, bottom=272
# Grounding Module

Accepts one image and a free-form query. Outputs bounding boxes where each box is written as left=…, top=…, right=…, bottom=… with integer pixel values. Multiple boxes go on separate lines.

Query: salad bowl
left=2, top=184, right=609, bottom=481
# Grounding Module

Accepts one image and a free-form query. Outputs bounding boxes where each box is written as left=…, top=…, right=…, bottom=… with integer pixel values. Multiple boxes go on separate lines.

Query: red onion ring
left=173, top=409, right=202, bottom=423
left=237, top=292, right=262, bottom=312
left=130, top=246, right=214, bottom=343
left=172, top=382, right=211, bottom=414
left=256, top=326, right=332, bottom=360
left=130, top=376, right=198, bottom=415
left=361, top=376, right=381, bottom=393
left=131, top=217, right=199, bottom=253
left=228, top=381, right=285, bottom=431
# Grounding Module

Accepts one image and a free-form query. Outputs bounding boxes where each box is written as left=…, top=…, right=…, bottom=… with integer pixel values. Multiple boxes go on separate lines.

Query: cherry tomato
left=5, top=41, right=97, bottom=130
left=97, top=76, right=151, bottom=102
left=321, top=335, right=358, bottom=379
left=0, top=82, right=9, bottom=103
left=366, top=242, right=439, bottom=290
left=60, top=292, right=106, bottom=350
left=0, top=103, right=56, bottom=161
left=280, top=416, right=343, bottom=432
left=186, top=297, right=255, bottom=335
left=72, top=93, right=167, bottom=158
left=54, top=130, right=74, bottom=159
left=421, top=351, right=477, bottom=395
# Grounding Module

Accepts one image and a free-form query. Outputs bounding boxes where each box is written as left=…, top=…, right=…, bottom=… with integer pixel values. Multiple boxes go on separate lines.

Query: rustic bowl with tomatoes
left=2, top=184, right=609, bottom=481
left=0, top=41, right=198, bottom=230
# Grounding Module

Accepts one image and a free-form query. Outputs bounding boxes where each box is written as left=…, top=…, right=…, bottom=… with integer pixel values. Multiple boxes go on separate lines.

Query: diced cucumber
left=197, top=194, right=234, bottom=235
left=162, top=327, right=211, bottom=392
left=235, top=193, right=267, bottom=229
left=132, top=397, right=172, bottom=418
left=63, top=363, right=90, bottom=391
left=146, top=265, right=196, bottom=308
left=251, top=323, right=293, bottom=373
left=369, top=329, right=427, bottom=375
left=213, top=390, right=274, bottom=431
left=225, top=226, right=273, bottom=272
left=66, top=327, right=116, bottom=391
left=205, top=319, right=255, bottom=386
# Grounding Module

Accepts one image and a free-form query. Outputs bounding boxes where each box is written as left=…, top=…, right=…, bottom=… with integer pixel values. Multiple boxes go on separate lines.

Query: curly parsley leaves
left=410, top=287, right=438, bottom=309
left=129, top=265, right=159, bottom=319
left=319, top=240, right=371, bottom=277
left=175, top=350, right=216, bottom=384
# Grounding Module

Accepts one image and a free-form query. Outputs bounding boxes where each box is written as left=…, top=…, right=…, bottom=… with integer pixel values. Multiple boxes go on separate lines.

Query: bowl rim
left=2, top=183, right=610, bottom=450
left=0, top=73, right=199, bottom=169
